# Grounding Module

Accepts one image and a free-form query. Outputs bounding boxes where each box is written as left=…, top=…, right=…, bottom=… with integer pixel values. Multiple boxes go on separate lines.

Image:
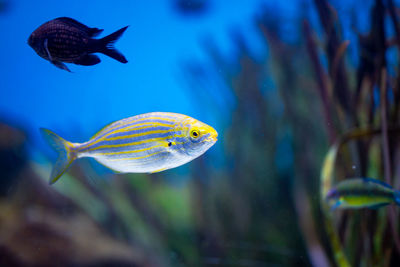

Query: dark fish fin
left=74, top=54, right=101, bottom=66
left=56, top=17, right=87, bottom=26
left=44, top=39, right=53, bottom=61
left=56, top=17, right=91, bottom=31
left=44, top=38, right=71, bottom=72
left=56, top=17, right=104, bottom=37
left=97, top=26, right=128, bottom=63
left=88, top=28, right=104, bottom=37
left=361, top=177, right=393, bottom=189
left=52, top=61, right=71, bottom=72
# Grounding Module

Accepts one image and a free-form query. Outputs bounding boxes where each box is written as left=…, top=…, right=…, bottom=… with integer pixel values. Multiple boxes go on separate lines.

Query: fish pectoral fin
left=44, top=39, right=71, bottom=72
left=44, top=39, right=53, bottom=61
left=52, top=61, right=71, bottom=72
left=330, top=200, right=343, bottom=211
left=150, top=167, right=167, bottom=174
left=74, top=55, right=101, bottom=66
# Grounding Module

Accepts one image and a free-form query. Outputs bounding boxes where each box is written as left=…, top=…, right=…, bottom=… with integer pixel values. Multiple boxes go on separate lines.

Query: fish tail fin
left=394, top=190, right=400, bottom=206
left=98, top=26, right=128, bottom=63
left=40, top=128, right=77, bottom=185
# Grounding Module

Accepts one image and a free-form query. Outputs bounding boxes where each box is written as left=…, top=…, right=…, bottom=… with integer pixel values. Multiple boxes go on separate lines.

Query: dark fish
left=28, top=17, right=128, bottom=72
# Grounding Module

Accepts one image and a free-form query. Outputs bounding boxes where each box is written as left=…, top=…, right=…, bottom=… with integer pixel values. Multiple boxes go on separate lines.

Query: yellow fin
left=40, top=128, right=76, bottom=184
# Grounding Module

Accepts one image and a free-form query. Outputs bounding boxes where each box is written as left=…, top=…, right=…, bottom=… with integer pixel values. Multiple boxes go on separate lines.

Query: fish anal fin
left=369, top=203, right=389, bottom=210
left=74, top=55, right=101, bottom=66
left=150, top=167, right=167, bottom=174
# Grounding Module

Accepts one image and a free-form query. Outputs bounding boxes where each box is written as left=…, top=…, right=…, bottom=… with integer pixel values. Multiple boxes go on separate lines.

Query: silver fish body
left=41, top=112, right=218, bottom=184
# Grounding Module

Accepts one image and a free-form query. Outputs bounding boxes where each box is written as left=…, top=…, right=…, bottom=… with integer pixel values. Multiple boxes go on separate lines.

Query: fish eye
left=190, top=129, right=200, bottom=139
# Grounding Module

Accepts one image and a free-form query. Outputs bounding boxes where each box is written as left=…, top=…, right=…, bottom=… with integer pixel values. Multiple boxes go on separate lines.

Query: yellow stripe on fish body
left=337, top=195, right=393, bottom=209
left=80, top=121, right=177, bottom=149
left=82, top=116, right=179, bottom=145
left=40, top=112, right=218, bottom=184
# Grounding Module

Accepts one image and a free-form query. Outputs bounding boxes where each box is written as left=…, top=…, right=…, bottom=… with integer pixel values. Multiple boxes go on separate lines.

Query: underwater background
left=2, top=0, right=400, bottom=266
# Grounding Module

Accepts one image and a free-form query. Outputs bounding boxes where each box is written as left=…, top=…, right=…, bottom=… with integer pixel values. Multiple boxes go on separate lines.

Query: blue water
left=0, top=0, right=267, bottom=151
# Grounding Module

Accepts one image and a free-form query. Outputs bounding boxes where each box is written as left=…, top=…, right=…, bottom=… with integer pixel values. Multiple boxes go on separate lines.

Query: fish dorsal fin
left=88, top=116, right=145, bottom=141
left=56, top=17, right=90, bottom=30
left=55, top=17, right=104, bottom=37
left=88, top=28, right=104, bottom=37
left=362, top=177, right=393, bottom=189
left=89, top=120, right=124, bottom=141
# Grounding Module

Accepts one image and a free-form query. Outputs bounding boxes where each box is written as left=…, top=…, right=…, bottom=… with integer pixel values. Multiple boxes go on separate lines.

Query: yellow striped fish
left=41, top=112, right=218, bottom=184
left=326, top=178, right=400, bottom=209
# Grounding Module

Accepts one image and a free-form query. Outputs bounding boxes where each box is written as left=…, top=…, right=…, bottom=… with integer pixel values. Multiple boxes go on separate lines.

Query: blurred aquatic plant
left=180, top=12, right=314, bottom=267
left=0, top=123, right=157, bottom=267
left=320, top=127, right=400, bottom=266
left=304, top=0, right=400, bottom=266
left=184, top=0, right=400, bottom=265
left=0, top=122, right=27, bottom=197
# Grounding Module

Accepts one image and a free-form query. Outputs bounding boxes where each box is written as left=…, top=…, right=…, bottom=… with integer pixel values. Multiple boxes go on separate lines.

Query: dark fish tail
left=97, top=26, right=128, bottom=63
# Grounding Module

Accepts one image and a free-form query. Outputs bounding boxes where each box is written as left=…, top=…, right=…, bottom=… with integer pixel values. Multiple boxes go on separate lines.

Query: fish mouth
left=208, top=131, right=218, bottom=142
left=198, top=125, right=218, bottom=142
left=212, top=132, right=218, bottom=141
